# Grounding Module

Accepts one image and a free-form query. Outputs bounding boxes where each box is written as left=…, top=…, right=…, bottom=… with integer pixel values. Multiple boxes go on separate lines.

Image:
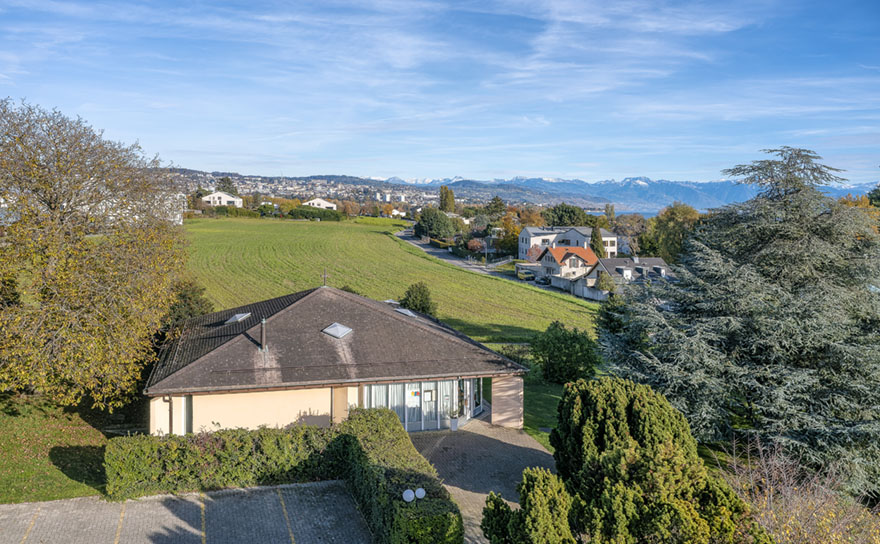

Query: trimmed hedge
left=287, top=206, right=343, bottom=221
left=105, top=408, right=462, bottom=544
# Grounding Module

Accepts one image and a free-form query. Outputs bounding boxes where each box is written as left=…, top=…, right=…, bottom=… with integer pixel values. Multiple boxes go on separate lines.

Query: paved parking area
left=0, top=480, right=372, bottom=544
left=410, top=418, right=555, bottom=544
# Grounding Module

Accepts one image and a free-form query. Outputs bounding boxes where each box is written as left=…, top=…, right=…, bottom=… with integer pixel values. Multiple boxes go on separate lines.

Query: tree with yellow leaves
left=0, top=99, right=185, bottom=409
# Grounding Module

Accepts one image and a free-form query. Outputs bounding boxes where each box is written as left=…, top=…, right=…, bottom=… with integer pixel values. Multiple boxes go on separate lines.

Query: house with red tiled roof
left=536, top=246, right=598, bottom=280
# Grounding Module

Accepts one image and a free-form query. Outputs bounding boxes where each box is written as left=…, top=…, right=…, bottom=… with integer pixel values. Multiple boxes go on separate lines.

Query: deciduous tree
left=0, top=99, right=185, bottom=408
left=638, top=201, right=699, bottom=262
left=531, top=321, right=599, bottom=383
left=542, top=202, right=588, bottom=226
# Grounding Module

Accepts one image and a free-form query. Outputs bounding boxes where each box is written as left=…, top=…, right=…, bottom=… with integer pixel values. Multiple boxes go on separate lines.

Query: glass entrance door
left=405, top=383, right=421, bottom=431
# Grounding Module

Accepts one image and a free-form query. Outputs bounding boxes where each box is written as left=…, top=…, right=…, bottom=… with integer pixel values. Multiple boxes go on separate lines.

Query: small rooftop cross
left=322, top=268, right=330, bottom=286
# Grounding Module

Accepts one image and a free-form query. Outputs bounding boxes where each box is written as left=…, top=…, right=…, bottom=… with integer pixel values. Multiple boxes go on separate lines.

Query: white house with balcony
left=519, top=226, right=618, bottom=260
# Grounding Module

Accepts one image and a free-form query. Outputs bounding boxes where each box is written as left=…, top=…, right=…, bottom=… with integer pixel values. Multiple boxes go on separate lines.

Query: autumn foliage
left=0, top=100, right=184, bottom=408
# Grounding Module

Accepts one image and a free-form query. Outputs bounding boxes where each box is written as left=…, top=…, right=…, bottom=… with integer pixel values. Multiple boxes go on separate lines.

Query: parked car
left=536, top=276, right=550, bottom=285
left=517, top=270, right=535, bottom=281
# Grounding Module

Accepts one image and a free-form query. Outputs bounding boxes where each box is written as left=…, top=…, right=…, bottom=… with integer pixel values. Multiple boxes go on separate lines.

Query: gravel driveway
left=0, top=480, right=372, bottom=544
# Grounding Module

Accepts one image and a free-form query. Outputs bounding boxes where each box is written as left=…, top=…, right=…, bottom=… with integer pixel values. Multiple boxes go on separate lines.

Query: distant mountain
left=382, top=175, right=877, bottom=212
left=171, top=167, right=876, bottom=212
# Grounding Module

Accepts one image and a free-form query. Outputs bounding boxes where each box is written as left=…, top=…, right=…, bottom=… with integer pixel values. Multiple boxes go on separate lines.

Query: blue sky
left=1, top=0, right=879, bottom=184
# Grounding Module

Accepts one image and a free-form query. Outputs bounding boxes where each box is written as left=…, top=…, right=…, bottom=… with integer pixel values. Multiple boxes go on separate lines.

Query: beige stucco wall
left=490, top=376, right=524, bottom=429
left=191, top=388, right=332, bottom=431
left=149, top=397, right=170, bottom=435
left=148, top=388, right=333, bottom=434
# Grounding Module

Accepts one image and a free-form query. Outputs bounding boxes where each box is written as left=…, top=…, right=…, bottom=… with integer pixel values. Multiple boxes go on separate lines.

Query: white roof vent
left=323, top=322, right=353, bottom=339
left=395, top=308, right=417, bottom=317
left=225, top=312, right=251, bottom=324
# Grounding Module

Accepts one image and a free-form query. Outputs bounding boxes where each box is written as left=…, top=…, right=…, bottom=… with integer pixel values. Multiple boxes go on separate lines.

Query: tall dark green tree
left=439, top=185, right=455, bottom=212
left=600, top=148, right=880, bottom=498
left=542, top=202, right=588, bottom=226
left=485, top=196, right=506, bottom=217
left=589, top=227, right=606, bottom=258
left=868, top=182, right=880, bottom=207
left=215, top=176, right=238, bottom=195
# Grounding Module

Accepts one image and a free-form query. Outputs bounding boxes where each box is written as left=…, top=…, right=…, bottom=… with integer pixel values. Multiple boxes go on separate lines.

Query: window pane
left=389, top=383, right=405, bottom=421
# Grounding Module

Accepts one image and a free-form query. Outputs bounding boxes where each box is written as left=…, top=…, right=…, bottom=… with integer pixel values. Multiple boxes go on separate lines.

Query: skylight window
left=225, top=312, right=251, bottom=324
left=395, top=308, right=417, bottom=318
left=323, top=322, right=353, bottom=339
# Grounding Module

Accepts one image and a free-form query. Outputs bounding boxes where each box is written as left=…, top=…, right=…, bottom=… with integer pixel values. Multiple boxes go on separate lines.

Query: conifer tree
left=600, top=148, right=880, bottom=498
left=589, top=227, right=606, bottom=258
left=550, top=378, right=770, bottom=543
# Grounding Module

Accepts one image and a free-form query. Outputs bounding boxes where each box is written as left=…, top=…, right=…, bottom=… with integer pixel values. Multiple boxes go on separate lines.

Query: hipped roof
left=145, top=287, right=526, bottom=396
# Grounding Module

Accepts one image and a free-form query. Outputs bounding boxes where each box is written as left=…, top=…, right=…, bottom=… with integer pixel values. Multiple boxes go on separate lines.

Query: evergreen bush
left=400, top=281, right=438, bottom=317
left=481, top=468, right=575, bottom=544
left=549, top=377, right=770, bottom=543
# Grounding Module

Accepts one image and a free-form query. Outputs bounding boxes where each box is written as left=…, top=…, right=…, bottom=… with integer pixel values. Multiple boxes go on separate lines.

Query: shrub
left=550, top=377, right=770, bottom=543
left=482, top=468, right=575, bottom=544
left=104, top=408, right=462, bottom=544
left=400, top=281, right=437, bottom=317
left=724, top=439, right=880, bottom=544
left=530, top=321, right=599, bottom=383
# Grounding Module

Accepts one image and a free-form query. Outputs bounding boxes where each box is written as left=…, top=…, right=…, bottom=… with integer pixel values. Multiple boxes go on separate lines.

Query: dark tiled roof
left=148, top=289, right=317, bottom=389
left=145, top=287, right=526, bottom=396
left=598, top=257, right=676, bottom=281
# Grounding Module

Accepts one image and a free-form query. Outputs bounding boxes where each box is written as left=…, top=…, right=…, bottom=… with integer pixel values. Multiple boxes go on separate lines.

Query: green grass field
left=185, top=217, right=598, bottom=344
left=0, top=395, right=108, bottom=503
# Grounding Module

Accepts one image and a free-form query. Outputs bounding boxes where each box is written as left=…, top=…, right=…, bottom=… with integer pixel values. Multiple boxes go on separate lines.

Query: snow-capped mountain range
left=384, top=175, right=877, bottom=212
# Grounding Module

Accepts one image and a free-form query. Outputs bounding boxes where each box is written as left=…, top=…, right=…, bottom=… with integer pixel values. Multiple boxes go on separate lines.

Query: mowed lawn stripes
left=185, top=218, right=598, bottom=344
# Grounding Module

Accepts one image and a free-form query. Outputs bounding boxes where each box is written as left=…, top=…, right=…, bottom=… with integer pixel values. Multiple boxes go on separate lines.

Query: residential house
left=202, top=191, right=243, bottom=208
left=303, top=198, right=337, bottom=211
left=573, top=256, right=675, bottom=301
left=444, top=212, right=471, bottom=226
left=536, top=246, right=599, bottom=280
left=144, top=287, right=527, bottom=435
left=519, top=226, right=618, bottom=260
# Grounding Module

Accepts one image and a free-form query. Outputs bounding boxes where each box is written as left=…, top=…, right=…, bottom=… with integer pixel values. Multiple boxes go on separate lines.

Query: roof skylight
left=323, top=322, right=353, bottom=339
left=225, top=312, right=251, bottom=324
left=395, top=308, right=417, bottom=317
